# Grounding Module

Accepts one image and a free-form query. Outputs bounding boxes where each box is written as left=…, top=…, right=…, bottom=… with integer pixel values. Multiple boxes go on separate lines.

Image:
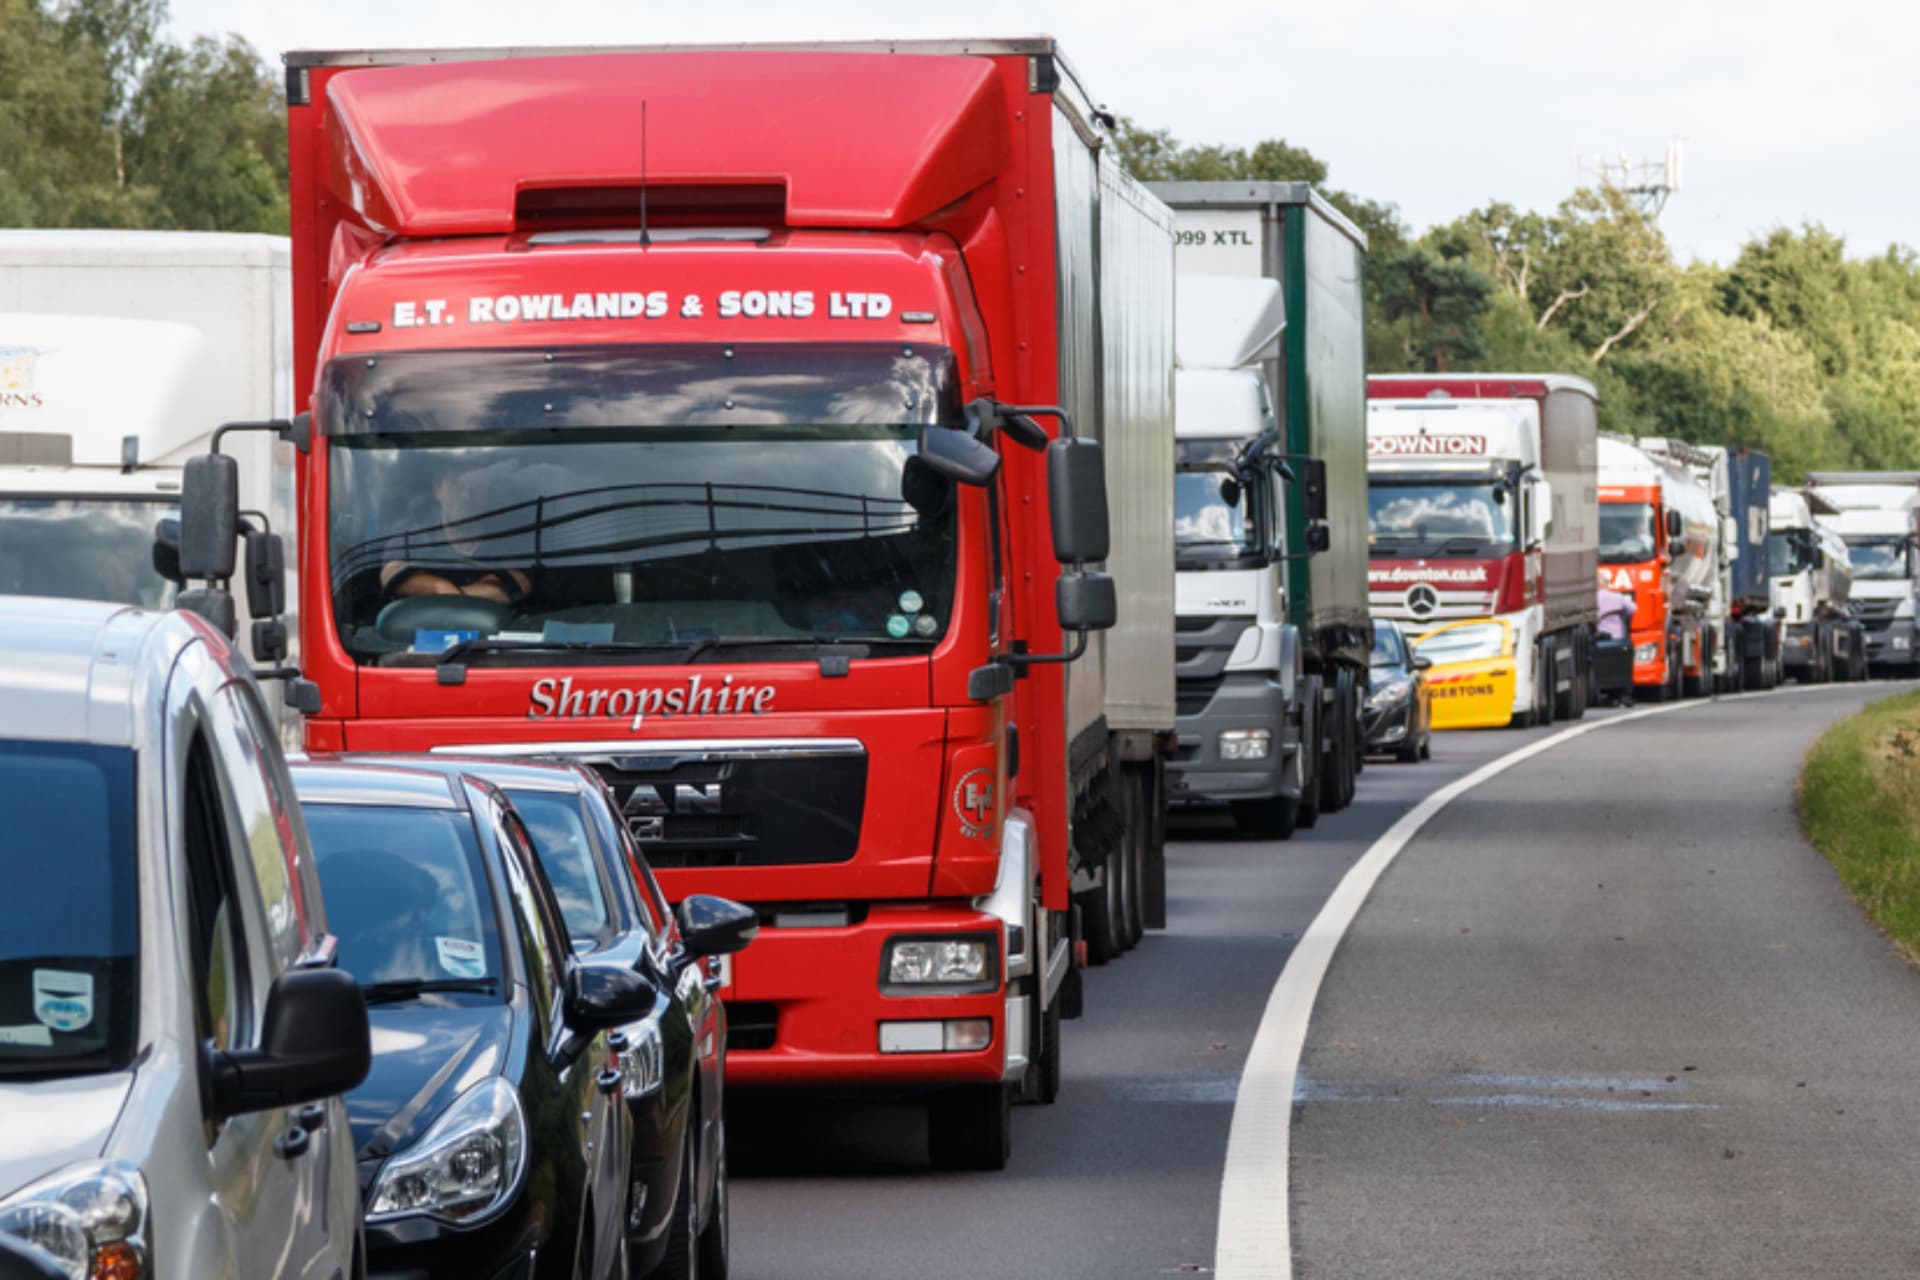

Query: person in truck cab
left=380, top=470, right=533, bottom=605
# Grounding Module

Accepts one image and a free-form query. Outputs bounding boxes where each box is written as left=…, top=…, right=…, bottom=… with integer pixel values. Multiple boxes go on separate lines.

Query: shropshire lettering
left=528, top=674, right=775, bottom=731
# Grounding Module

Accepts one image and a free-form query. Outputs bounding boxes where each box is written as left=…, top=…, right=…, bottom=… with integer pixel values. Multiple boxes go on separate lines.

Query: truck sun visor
left=320, top=342, right=960, bottom=435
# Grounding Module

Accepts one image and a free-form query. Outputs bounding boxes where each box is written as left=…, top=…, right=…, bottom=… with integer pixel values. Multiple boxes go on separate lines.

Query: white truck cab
left=0, top=598, right=368, bottom=1280
left=1805, top=472, right=1920, bottom=675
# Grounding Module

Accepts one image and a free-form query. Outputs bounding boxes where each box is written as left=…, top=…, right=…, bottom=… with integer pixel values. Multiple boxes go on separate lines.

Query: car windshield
left=1413, top=622, right=1507, bottom=665
left=1768, top=530, right=1811, bottom=577
left=1369, top=482, right=1513, bottom=550
left=1175, top=467, right=1258, bottom=558
left=323, top=343, right=961, bottom=665
left=1845, top=538, right=1909, bottom=580
left=1599, top=503, right=1657, bottom=564
left=303, top=803, right=505, bottom=998
left=0, top=497, right=176, bottom=609
left=0, top=740, right=137, bottom=1076
left=1370, top=626, right=1407, bottom=668
left=502, top=788, right=616, bottom=948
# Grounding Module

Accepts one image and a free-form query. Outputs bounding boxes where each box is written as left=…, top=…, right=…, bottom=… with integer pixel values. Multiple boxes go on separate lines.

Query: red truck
left=174, top=40, right=1176, bottom=1170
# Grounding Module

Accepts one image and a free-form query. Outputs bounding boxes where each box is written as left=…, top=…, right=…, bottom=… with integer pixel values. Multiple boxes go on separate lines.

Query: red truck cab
left=175, top=42, right=1176, bottom=1171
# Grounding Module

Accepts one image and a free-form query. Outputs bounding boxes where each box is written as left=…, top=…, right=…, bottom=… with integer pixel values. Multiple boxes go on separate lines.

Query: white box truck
left=1805, top=471, right=1920, bottom=676
left=0, top=230, right=295, bottom=666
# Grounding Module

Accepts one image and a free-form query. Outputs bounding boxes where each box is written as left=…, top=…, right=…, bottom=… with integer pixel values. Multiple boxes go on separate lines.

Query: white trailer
left=0, top=230, right=295, bottom=666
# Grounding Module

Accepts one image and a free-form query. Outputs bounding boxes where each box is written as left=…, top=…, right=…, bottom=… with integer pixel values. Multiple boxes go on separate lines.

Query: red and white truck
left=1365, top=375, right=1600, bottom=727
left=173, top=40, right=1175, bottom=1169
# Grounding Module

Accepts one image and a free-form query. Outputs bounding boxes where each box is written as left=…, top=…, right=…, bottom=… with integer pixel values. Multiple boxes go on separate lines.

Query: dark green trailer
left=1148, top=180, right=1372, bottom=815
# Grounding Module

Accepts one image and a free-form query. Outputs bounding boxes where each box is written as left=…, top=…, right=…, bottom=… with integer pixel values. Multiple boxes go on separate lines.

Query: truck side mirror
left=1047, top=438, right=1110, bottom=563
left=152, top=516, right=184, bottom=585
left=1812, top=547, right=1827, bottom=569
left=915, top=427, right=999, bottom=487
left=179, top=453, right=241, bottom=580
left=1665, top=508, right=1684, bottom=540
left=1056, top=570, right=1117, bottom=631
left=1301, top=457, right=1329, bottom=524
left=1306, top=525, right=1331, bottom=554
left=245, top=530, right=286, bottom=620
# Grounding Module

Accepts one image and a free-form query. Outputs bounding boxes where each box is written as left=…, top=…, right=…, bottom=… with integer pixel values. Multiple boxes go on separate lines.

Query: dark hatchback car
left=1365, top=618, right=1433, bottom=762
left=346, top=754, right=755, bottom=1280
left=291, top=760, right=664, bottom=1280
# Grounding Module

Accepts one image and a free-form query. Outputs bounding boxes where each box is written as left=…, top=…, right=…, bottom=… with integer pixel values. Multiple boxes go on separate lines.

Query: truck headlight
left=883, top=936, right=995, bottom=991
left=0, top=1161, right=147, bottom=1280
left=1634, top=642, right=1660, bottom=664
left=369, top=1077, right=527, bottom=1225
left=1893, top=635, right=1911, bottom=651
left=1218, top=728, right=1271, bottom=760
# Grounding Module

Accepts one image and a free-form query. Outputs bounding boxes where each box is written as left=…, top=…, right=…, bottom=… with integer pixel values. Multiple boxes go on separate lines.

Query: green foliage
left=1800, top=691, right=1920, bottom=960
left=1372, top=245, right=1492, bottom=372
left=0, top=0, right=286, bottom=233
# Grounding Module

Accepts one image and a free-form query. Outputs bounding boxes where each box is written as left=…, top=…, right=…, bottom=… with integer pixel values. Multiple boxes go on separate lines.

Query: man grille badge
left=1405, top=582, right=1441, bottom=619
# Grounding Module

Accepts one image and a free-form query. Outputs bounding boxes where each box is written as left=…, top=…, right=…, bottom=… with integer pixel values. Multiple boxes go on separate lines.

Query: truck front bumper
left=1865, top=619, right=1917, bottom=669
left=1783, top=624, right=1819, bottom=670
left=1168, top=673, right=1301, bottom=803
left=720, top=903, right=1007, bottom=1091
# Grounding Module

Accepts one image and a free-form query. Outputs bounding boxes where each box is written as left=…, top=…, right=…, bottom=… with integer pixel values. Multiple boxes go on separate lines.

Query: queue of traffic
left=5, top=34, right=1920, bottom=1280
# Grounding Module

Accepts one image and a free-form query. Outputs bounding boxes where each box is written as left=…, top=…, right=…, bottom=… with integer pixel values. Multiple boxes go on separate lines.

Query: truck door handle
left=273, top=1126, right=311, bottom=1160
left=295, top=1104, right=327, bottom=1133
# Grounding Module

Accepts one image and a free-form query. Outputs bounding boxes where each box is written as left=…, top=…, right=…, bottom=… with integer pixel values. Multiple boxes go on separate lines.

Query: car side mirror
left=1412, top=655, right=1433, bottom=671
left=563, top=964, right=661, bottom=1035
left=677, top=895, right=759, bottom=957
left=206, top=969, right=370, bottom=1120
left=1047, top=437, right=1110, bottom=564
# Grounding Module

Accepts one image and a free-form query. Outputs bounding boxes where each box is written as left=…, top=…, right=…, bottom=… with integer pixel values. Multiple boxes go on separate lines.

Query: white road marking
left=1211, top=683, right=1889, bottom=1279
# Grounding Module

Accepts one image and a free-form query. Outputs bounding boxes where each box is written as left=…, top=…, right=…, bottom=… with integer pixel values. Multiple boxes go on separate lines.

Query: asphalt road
left=1292, top=683, right=1920, bottom=1279
left=727, top=706, right=1602, bottom=1279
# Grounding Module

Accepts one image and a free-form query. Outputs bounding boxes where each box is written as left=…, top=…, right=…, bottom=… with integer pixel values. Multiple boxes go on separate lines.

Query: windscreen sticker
left=886, top=614, right=911, bottom=638
left=0, top=1024, right=53, bottom=1047
left=32, top=969, right=93, bottom=1033
left=912, top=613, right=938, bottom=636
left=897, top=590, right=924, bottom=614
left=435, top=937, right=487, bottom=980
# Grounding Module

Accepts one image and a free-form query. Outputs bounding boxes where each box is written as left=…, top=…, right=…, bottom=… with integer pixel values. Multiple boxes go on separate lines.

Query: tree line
left=1116, top=120, right=1920, bottom=481
left=0, top=0, right=286, bottom=233
left=4, top=4, right=1912, bottom=481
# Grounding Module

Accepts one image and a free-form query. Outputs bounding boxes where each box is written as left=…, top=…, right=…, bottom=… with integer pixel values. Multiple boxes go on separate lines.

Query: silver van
left=0, top=598, right=369, bottom=1279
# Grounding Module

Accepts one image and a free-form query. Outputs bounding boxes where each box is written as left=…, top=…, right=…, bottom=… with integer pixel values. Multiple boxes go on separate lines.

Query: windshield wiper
left=680, top=633, right=930, bottom=661
left=438, top=637, right=689, bottom=666
left=360, top=977, right=501, bottom=1005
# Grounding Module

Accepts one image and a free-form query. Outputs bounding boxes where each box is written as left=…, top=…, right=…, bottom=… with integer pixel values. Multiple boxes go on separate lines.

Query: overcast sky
left=165, top=0, right=1919, bottom=266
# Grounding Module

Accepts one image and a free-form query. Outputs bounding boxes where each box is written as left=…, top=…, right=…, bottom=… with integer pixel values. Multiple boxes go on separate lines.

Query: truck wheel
left=1081, top=873, right=1121, bottom=967
left=1683, top=634, right=1710, bottom=698
left=1551, top=637, right=1581, bottom=721
left=1230, top=795, right=1299, bottom=839
left=1295, top=680, right=1322, bottom=829
left=1123, top=776, right=1148, bottom=946
left=927, top=1084, right=1011, bottom=1171
left=1037, top=994, right=1061, bottom=1105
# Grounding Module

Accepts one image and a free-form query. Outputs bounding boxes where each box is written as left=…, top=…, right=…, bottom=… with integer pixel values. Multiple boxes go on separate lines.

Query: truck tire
left=1294, top=678, right=1323, bottom=829
left=1318, top=673, right=1356, bottom=812
left=928, top=1083, right=1011, bottom=1171
left=1552, top=634, right=1584, bottom=721
left=1081, top=881, right=1120, bottom=967
left=1123, top=775, right=1148, bottom=946
left=1683, top=633, right=1710, bottom=699
left=1016, top=977, right=1061, bottom=1106
left=1230, top=795, right=1299, bottom=839
left=1114, top=782, right=1142, bottom=952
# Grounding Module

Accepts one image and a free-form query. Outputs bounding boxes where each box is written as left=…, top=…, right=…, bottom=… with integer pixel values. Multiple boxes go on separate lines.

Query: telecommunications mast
left=1577, top=138, right=1684, bottom=218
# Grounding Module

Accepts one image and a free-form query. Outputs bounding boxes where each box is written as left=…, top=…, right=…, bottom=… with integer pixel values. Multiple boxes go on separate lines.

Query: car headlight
left=614, top=1017, right=665, bottom=1101
left=0, top=1161, right=147, bottom=1280
left=1634, top=642, right=1660, bottom=664
left=368, top=1076, right=527, bottom=1225
left=884, top=936, right=994, bottom=989
left=1366, top=680, right=1410, bottom=711
left=1218, top=728, right=1271, bottom=760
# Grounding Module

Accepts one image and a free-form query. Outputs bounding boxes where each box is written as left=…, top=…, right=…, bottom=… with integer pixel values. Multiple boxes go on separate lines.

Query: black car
left=290, top=760, right=736, bottom=1280
left=344, top=754, right=754, bottom=1279
left=1364, top=618, right=1433, bottom=762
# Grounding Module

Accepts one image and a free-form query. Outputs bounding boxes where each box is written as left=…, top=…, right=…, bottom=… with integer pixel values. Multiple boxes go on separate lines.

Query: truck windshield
left=323, top=344, right=961, bottom=665
left=1599, top=503, right=1657, bottom=564
left=1768, top=530, right=1811, bottom=577
left=1845, top=538, right=1910, bottom=580
left=1368, top=481, right=1513, bottom=552
left=0, top=739, right=138, bottom=1077
left=0, top=497, right=176, bottom=609
left=1175, top=466, right=1261, bottom=564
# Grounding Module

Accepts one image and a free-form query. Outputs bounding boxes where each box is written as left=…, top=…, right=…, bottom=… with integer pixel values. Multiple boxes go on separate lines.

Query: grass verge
left=1801, top=689, right=1920, bottom=959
